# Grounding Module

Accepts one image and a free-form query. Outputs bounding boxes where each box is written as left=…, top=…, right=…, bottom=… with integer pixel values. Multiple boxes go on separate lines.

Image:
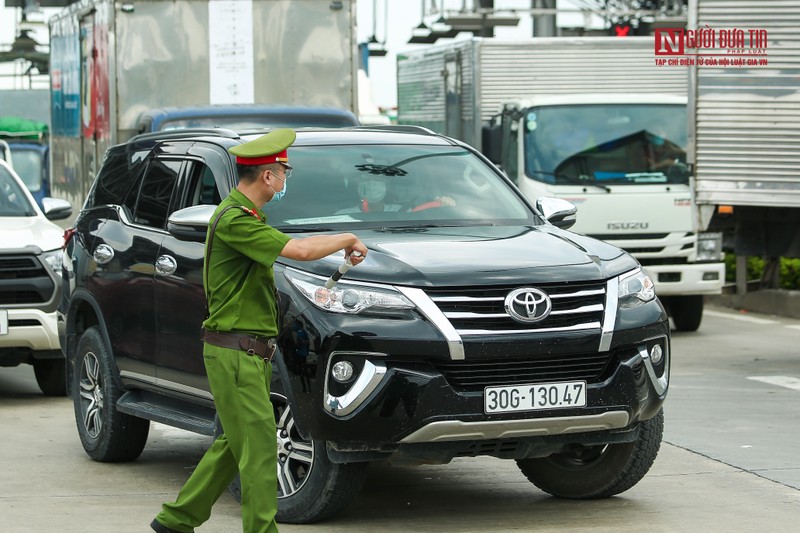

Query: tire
left=669, top=295, right=704, bottom=332
left=72, top=326, right=150, bottom=462
left=516, top=409, right=664, bottom=499
left=33, top=357, right=67, bottom=396
left=222, top=392, right=368, bottom=524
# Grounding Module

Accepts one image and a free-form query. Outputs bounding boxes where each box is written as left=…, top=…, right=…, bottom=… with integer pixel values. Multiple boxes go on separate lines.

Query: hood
left=280, top=225, right=638, bottom=287
left=0, top=216, right=63, bottom=253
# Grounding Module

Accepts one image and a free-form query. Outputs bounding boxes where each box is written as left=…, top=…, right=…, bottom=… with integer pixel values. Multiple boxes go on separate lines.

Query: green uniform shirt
left=202, top=189, right=292, bottom=338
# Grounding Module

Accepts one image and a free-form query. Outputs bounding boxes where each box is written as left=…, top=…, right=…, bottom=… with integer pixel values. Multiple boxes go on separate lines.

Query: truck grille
left=433, top=352, right=614, bottom=392
left=425, top=281, right=606, bottom=335
left=0, top=255, right=54, bottom=305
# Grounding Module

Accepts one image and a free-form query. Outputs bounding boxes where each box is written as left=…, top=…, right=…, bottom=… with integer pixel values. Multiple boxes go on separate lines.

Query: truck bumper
left=0, top=309, right=61, bottom=352
left=643, top=262, right=725, bottom=295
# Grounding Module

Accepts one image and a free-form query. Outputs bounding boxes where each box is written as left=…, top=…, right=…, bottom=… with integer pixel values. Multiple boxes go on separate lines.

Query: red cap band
left=235, top=150, right=289, bottom=166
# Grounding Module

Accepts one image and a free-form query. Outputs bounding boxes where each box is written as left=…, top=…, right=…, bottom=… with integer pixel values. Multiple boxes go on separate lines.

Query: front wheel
left=32, top=356, right=67, bottom=396
left=516, top=409, right=664, bottom=499
left=666, top=295, right=704, bottom=332
left=224, top=392, right=368, bottom=524
left=72, top=326, right=150, bottom=462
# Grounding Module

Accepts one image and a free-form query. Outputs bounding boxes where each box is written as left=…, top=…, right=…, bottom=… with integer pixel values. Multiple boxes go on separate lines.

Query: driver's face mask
left=359, top=179, right=387, bottom=203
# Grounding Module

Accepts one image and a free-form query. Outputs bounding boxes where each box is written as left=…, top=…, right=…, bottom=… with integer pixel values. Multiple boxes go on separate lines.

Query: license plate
left=484, top=381, right=586, bottom=414
left=0, top=309, right=7, bottom=335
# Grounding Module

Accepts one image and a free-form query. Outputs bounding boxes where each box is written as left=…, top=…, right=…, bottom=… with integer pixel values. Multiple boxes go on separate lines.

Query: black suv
left=59, top=127, right=670, bottom=524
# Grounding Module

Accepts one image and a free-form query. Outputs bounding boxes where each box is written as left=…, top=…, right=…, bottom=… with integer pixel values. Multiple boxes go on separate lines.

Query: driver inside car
left=337, top=174, right=455, bottom=214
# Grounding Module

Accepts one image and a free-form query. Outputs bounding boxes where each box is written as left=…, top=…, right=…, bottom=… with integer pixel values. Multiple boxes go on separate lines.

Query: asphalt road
left=1, top=304, right=799, bottom=532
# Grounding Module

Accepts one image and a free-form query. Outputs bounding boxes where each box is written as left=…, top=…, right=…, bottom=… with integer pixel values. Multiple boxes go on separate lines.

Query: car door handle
left=92, top=244, right=114, bottom=265
left=155, top=254, right=177, bottom=276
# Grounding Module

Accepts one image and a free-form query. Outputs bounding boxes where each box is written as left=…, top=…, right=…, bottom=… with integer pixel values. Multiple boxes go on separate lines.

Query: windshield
left=8, top=148, right=43, bottom=192
left=160, top=114, right=357, bottom=131
left=261, top=144, right=535, bottom=230
left=0, top=166, right=36, bottom=217
left=523, top=103, right=688, bottom=186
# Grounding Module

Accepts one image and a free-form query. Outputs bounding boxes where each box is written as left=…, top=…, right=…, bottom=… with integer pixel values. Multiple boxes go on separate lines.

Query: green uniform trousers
left=154, top=343, right=279, bottom=533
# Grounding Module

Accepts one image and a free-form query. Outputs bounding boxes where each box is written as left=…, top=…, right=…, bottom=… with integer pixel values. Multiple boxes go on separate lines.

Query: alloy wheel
left=78, top=351, right=104, bottom=439
left=274, top=394, right=314, bottom=498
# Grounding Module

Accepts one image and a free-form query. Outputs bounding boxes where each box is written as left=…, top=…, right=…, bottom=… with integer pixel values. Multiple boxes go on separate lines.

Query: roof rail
left=355, top=124, right=438, bottom=136
left=128, top=127, right=241, bottom=143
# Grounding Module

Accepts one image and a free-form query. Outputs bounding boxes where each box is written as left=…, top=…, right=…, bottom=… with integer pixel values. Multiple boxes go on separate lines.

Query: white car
left=0, top=159, right=71, bottom=395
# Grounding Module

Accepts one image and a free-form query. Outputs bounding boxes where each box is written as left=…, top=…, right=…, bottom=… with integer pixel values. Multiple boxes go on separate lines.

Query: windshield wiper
left=528, top=170, right=611, bottom=192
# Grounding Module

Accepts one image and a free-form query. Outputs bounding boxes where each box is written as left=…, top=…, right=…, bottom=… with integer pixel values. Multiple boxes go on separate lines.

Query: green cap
left=229, top=128, right=296, bottom=165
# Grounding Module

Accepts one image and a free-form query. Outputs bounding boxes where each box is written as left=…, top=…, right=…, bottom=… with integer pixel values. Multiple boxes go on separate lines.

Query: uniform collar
left=229, top=188, right=266, bottom=221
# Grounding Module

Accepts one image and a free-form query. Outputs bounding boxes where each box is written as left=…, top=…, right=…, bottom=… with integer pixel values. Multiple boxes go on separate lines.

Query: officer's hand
left=346, top=240, right=367, bottom=265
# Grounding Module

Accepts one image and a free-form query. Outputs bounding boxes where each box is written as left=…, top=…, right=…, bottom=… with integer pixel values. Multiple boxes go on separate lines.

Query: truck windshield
left=8, top=148, right=43, bottom=192
left=523, top=103, right=688, bottom=186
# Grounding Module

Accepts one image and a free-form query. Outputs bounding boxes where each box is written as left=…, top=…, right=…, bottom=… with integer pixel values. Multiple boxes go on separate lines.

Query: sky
left=0, top=0, right=594, bottom=106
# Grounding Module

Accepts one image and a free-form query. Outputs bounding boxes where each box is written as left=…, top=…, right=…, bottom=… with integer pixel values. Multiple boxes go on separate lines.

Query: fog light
left=650, top=344, right=663, bottom=365
left=331, top=361, right=354, bottom=383
left=703, top=272, right=719, bottom=281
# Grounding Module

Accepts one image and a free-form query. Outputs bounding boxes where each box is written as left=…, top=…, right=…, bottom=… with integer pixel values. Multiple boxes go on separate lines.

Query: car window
left=89, top=148, right=144, bottom=215
left=0, top=166, right=36, bottom=217
left=262, top=144, right=534, bottom=230
left=7, top=149, right=43, bottom=192
left=133, top=159, right=181, bottom=228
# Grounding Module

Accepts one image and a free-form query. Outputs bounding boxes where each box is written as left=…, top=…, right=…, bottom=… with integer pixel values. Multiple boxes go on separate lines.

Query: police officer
left=151, top=129, right=367, bottom=533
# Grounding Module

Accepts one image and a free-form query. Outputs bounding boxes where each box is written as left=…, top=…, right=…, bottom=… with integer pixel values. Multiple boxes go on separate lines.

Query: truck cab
left=485, top=94, right=725, bottom=331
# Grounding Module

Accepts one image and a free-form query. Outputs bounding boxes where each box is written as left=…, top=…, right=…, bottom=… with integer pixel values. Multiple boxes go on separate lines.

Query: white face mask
left=359, top=179, right=387, bottom=203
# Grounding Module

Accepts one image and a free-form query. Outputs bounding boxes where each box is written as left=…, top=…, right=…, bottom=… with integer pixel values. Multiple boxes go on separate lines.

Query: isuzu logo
left=607, top=221, right=649, bottom=230
left=504, top=288, right=552, bottom=323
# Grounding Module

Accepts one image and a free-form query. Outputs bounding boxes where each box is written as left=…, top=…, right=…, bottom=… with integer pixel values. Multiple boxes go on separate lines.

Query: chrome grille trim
left=397, top=286, right=465, bottom=361
left=425, top=282, right=607, bottom=338
left=458, top=322, right=602, bottom=336
left=600, top=277, right=619, bottom=352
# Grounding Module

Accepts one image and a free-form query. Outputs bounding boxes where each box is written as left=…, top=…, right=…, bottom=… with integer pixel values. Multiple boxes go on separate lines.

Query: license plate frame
left=484, top=380, right=587, bottom=414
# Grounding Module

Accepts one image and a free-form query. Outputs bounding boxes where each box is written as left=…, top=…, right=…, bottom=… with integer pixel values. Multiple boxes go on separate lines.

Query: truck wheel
left=32, top=357, right=67, bottom=396
left=516, top=409, right=664, bottom=499
left=220, top=392, right=368, bottom=523
left=669, top=295, right=704, bottom=332
left=73, top=326, right=149, bottom=462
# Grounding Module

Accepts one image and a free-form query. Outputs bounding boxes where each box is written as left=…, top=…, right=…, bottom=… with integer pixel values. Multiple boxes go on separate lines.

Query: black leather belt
left=201, top=329, right=277, bottom=362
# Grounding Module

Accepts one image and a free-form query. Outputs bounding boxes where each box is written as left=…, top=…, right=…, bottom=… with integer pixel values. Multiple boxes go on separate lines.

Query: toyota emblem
left=504, top=288, right=552, bottom=323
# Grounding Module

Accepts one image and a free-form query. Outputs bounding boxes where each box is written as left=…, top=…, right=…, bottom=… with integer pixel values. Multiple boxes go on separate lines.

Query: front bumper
left=0, top=308, right=60, bottom=352
left=279, top=311, right=670, bottom=460
left=643, top=262, right=725, bottom=295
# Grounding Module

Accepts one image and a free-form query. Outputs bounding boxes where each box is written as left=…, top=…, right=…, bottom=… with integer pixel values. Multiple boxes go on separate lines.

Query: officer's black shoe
left=150, top=518, right=185, bottom=533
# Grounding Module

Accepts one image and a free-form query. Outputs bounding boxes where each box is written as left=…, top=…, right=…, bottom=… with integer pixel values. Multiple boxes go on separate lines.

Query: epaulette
left=239, top=206, right=261, bottom=221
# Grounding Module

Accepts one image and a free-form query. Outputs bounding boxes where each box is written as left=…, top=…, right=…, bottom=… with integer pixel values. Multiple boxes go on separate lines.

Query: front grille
left=0, top=255, right=54, bottom=305
left=425, top=281, right=606, bottom=335
left=433, top=352, right=614, bottom=392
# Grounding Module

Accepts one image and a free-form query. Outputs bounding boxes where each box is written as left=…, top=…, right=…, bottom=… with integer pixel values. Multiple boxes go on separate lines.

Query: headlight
left=618, top=268, right=655, bottom=309
left=42, top=249, right=63, bottom=276
left=696, top=232, right=723, bottom=262
left=284, top=269, right=415, bottom=315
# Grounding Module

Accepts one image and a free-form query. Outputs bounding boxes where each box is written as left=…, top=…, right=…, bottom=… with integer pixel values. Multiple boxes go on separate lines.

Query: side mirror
left=536, top=197, right=577, bottom=230
left=41, top=197, right=72, bottom=221
left=167, top=204, right=217, bottom=242
left=481, top=123, right=503, bottom=165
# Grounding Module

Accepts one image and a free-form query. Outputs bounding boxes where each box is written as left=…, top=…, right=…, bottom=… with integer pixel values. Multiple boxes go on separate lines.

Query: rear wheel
left=72, top=327, right=150, bottom=462
left=516, top=409, right=664, bottom=499
left=223, top=392, right=368, bottom=523
left=33, top=357, right=66, bottom=396
left=668, top=295, right=704, bottom=332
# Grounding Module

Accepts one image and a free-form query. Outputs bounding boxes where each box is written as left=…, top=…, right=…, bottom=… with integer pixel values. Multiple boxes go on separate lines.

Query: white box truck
left=688, top=0, right=800, bottom=291
left=397, top=36, right=725, bottom=331
left=48, top=0, right=359, bottom=215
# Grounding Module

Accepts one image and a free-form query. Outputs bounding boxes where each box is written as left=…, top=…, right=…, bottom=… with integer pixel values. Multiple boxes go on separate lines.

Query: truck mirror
left=536, top=197, right=577, bottom=230
left=482, top=123, right=503, bottom=164
left=167, top=204, right=216, bottom=242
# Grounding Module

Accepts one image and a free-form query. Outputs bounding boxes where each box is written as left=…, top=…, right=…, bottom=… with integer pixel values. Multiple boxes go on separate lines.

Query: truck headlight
left=697, top=232, right=723, bottom=262
left=42, top=249, right=63, bottom=277
left=284, top=269, right=415, bottom=315
left=618, top=268, right=655, bottom=309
